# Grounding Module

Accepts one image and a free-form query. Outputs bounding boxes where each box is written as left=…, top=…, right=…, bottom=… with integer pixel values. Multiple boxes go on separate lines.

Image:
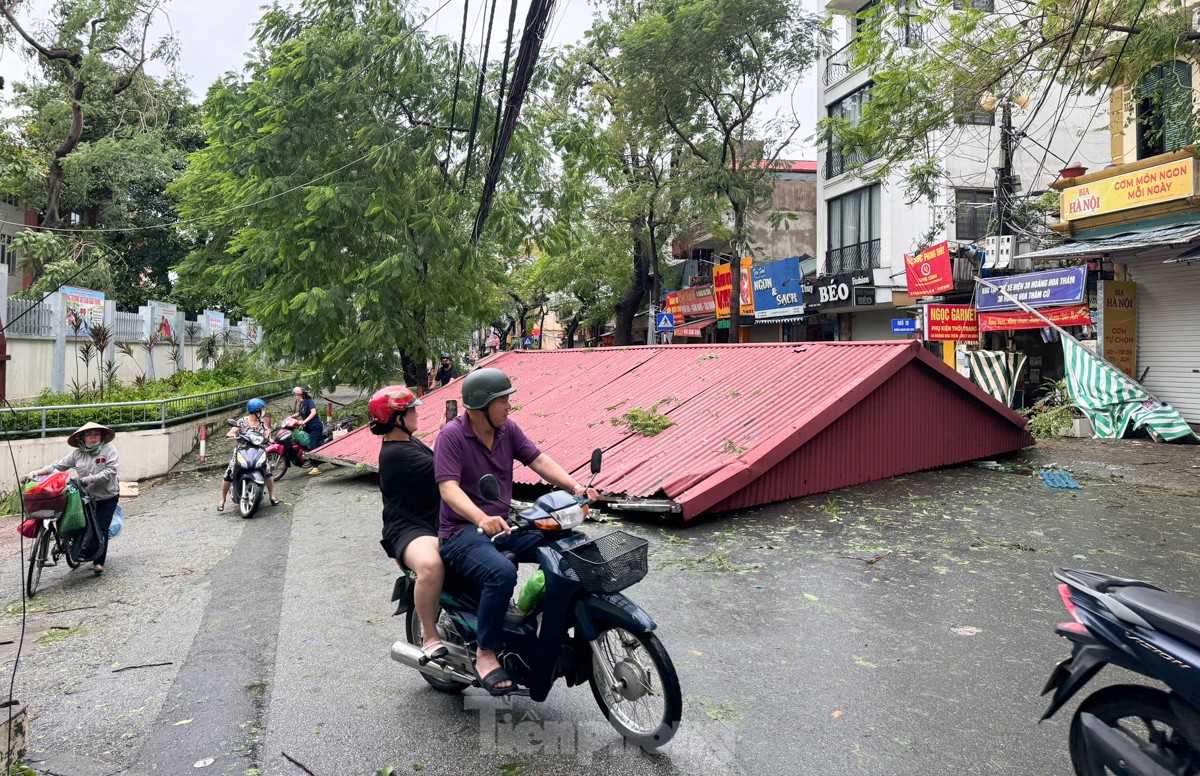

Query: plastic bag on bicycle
left=23, top=472, right=70, bottom=519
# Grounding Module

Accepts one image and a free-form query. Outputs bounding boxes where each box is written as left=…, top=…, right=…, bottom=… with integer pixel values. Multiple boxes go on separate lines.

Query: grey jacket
left=49, top=443, right=120, bottom=500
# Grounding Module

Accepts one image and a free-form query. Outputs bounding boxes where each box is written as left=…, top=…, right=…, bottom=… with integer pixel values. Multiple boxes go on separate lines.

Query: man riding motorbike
left=434, top=368, right=597, bottom=696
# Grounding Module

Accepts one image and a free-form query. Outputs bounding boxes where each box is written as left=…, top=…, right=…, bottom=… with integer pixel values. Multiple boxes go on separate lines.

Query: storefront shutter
left=1128, top=257, right=1200, bottom=424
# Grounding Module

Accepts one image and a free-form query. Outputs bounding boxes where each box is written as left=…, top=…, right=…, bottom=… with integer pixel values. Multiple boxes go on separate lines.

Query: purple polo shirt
left=434, top=414, right=542, bottom=539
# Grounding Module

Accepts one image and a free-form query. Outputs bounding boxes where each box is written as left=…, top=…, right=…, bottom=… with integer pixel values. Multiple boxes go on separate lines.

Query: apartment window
left=1136, top=60, right=1193, bottom=160
left=827, top=185, right=881, bottom=273
left=953, top=0, right=994, bottom=11
left=826, top=84, right=874, bottom=178
left=0, top=234, right=17, bottom=274
left=853, top=0, right=882, bottom=37
left=955, top=189, right=994, bottom=242
left=953, top=87, right=995, bottom=126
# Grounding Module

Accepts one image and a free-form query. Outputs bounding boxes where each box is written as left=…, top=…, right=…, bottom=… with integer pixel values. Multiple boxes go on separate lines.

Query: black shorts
left=382, top=523, right=438, bottom=569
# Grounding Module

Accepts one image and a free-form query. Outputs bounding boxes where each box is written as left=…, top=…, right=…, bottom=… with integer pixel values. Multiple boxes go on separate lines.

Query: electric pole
left=994, top=100, right=1014, bottom=238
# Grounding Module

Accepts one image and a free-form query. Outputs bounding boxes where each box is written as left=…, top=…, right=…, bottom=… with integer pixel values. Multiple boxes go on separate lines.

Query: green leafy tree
left=171, top=0, right=548, bottom=388
left=0, top=0, right=177, bottom=232
left=615, top=0, right=824, bottom=339
left=820, top=0, right=1200, bottom=203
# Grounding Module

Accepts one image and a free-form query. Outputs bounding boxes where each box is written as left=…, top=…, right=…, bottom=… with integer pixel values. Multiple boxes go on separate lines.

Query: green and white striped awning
left=1062, top=336, right=1196, bottom=442
left=967, top=350, right=1027, bottom=408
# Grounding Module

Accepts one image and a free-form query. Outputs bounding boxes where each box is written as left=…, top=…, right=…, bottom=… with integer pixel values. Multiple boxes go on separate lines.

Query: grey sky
left=2, top=0, right=819, bottom=156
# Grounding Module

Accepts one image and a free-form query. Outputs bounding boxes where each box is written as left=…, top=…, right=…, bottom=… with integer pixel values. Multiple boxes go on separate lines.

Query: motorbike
left=226, top=419, right=270, bottom=518
left=1041, top=567, right=1200, bottom=775
left=265, top=417, right=308, bottom=481
left=389, top=449, right=683, bottom=749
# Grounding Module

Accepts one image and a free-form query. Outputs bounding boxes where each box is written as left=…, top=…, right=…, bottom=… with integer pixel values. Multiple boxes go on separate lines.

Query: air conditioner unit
left=983, top=235, right=1015, bottom=269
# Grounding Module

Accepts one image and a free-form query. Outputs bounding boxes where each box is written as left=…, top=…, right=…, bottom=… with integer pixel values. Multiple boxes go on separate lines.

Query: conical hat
left=67, top=421, right=116, bottom=448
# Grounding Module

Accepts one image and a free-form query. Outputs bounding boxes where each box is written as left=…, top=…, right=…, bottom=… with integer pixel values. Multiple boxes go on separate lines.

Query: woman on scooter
left=218, top=398, right=280, bottom=512
left=370, top=385, right=447, bottom=662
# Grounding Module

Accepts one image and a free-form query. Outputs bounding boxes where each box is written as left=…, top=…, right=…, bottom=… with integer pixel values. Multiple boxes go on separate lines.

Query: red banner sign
left=677, top=285, right=716, bottom=316
left=905, top=242, right=954, bottom=297
left=663, top=291, right=685, bottom=324
left=926, top=304, right=978, bottom=341
left=713, top=257, right=755, bottom=319
left=978, top=303, right=1093, bottom=332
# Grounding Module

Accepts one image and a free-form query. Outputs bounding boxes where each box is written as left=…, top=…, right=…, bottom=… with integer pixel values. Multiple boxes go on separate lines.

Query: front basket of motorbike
left=560, top=531, right=649, bottom=594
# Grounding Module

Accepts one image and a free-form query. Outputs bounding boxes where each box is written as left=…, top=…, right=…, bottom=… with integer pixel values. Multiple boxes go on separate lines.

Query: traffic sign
left=522, top=337, right=533, bottom=347
left=892, top=318, right=918, bottom=334
left=655, top=313, right=675, bottom=332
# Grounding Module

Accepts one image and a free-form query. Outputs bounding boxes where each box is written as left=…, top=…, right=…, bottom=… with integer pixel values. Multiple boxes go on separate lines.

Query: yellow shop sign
left=1061, top=157, right=1196, bottom=221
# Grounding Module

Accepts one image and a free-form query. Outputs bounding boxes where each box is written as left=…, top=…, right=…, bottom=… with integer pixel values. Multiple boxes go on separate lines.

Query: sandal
left=270, top=499, right=281, bottom=506
left=216, top=503, right=225, bottom=512
left=477, top=666, right=515, bottom=697
left=422, top=641, right=448, bottom=661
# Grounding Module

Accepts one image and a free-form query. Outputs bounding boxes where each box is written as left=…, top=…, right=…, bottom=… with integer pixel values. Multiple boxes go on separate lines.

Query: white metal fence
left=112, top=310, right=144, bottom=341
left=4, top=299, right=54, bottom=337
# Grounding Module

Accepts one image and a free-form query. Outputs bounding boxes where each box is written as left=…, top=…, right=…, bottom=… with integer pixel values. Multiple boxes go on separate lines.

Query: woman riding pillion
left=219, top=398, right=280, bottom=512
left=26, top=421, right=120, bottom=574
left=370, top=385, right=447, bottom=662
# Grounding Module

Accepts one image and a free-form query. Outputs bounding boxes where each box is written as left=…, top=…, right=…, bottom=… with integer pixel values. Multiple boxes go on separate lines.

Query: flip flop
left=477, top=666, right=515, bottom=697
left=270, top=499, right=281, bottom=506
left=216, top=503, right=225, bottom=512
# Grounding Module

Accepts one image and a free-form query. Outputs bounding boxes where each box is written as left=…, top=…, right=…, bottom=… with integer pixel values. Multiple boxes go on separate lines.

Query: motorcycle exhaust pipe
left=390, top=641, right=476, bottom=685
left=1079, top=712, right=1177, bottom=776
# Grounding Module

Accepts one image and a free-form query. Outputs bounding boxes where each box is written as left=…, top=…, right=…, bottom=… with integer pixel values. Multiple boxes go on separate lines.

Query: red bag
left=26, top=471, right=69, bottom=498
left=17, top=520, right=37, bottom=538
left=23, top=471, right=70, bottom=520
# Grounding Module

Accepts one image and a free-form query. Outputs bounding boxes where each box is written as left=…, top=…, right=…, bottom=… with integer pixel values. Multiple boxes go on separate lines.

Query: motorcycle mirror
left=226, top=419, right=238, bottom=427
left=479, top=474, right=501, bottom=502
left=590, top=448, right=603, bottom=476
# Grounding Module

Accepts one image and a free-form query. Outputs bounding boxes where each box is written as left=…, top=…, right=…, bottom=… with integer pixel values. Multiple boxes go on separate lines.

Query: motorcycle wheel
left=588, top=626, right=682, bottom=749
left=239, top=483, right=262, bottom=519
left=267, top=451, right=288, bottom=481
left=405, top=606, right=470, bottom=694
left=1069, top=684, right=1200, bottom=776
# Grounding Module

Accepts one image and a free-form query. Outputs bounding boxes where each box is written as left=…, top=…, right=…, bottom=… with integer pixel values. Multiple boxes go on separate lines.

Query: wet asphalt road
left=4, top=440, right=1200, bottom=775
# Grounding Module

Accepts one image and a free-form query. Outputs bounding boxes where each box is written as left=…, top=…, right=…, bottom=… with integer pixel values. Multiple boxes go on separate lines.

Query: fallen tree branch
left=112, top=661, right=172, bottom=673
left=282, top=751, right=319, bottom=775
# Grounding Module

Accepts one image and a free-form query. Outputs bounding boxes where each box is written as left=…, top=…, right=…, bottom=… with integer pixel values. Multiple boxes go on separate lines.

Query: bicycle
left=22, top=478, right=101, bottom=598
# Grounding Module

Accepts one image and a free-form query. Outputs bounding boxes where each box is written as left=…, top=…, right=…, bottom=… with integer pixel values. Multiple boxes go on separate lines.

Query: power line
left=445, top=0, right=472, bottom=168
left=490, top=0, right=522, bottom=155
left=461, top=0, right=501, bottom=192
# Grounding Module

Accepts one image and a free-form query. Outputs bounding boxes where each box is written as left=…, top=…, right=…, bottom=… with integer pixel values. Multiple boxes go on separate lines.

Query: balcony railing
left=823, top=147, right=874, bottom=179
left=827, top=239, right=881, bottom=274
left=823, top=41, right=858, bottom=86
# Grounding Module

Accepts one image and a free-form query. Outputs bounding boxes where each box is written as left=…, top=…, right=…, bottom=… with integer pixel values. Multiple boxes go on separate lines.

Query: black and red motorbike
left=265, top=417, right=308, bottom=480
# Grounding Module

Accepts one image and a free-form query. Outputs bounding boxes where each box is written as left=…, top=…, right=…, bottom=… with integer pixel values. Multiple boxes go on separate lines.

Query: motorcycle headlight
left=236, top=454, right=247, bottom=466
left=535, top=504, right=586, bottom=532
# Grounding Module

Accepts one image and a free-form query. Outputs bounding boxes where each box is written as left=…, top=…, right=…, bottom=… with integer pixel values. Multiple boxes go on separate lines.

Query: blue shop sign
left=751, top=256, right=806, bottom=320
left=974, top=266, right=1087, bottom=312
left=892, top=318, right=917, bottom=334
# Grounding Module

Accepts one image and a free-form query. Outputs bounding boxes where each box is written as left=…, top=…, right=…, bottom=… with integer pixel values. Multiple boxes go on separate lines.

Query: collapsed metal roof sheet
left=1016, top=223, right=1200, bottom=261
left=313, top=342, right=1033, bottom=519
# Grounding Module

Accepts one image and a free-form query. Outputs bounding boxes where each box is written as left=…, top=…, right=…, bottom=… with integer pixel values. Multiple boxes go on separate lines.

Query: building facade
left=814, top=0, right=1111, bottom=344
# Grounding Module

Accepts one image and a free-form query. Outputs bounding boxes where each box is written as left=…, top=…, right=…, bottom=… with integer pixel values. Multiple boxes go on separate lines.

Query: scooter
left=226, top=419, right=270, bottom=518
left=1041, top=567, right=1200, bottom=775
left=389, top=449, right=683, bottom=748
left=265, top=417, right=308, bottom=481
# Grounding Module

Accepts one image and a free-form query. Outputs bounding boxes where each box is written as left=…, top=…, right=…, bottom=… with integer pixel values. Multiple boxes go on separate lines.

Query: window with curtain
left=827, top=185, right=881, bottom=272
left=826, top=84, right=873, bottom=177
left=1136, top=61, right=1193, bottom=160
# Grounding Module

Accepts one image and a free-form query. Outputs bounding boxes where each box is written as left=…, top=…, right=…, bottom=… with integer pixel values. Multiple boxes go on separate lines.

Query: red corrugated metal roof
left=313, top=342, right=1032, bottom=519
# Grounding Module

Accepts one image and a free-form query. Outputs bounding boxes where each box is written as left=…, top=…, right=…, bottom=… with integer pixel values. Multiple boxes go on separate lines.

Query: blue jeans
left=441, top=528, right=544, bottom=651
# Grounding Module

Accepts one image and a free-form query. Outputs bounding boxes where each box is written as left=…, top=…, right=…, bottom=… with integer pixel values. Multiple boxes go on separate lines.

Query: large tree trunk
left=728, top=200, right=746, bottom=343
left=613, top=228, right=651, bottom=346
left=564, top=312, right=581, bottom=349
left=43, top=79, right=87, bottom=230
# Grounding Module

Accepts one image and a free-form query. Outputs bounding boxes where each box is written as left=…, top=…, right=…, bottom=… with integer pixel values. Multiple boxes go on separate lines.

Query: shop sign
left=1100, top=281, right=1136, bottom=377
left=1061, top=157, right=1195, bottom=221
left=925, top=304, right=979, bottom=341
left=63, top=286, right=105, bottom=337
left=891, top=318, right=918, bottom=334
left=751, top=256, right=805, bottom=320
left=803, top=271, right=872, bottom=309
left=663, top=291, right=685, bottom=324
left=713, top=257, right=755, bottom=319
left=904, top=241, right=955, bottom=297
left=854, top=287, right=876, bottom=306
left=974, top=266, right=1086, bottom=312
left=978, top=303, right=1092, bottom=331
left=677, top=285, right=716, bottom=316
